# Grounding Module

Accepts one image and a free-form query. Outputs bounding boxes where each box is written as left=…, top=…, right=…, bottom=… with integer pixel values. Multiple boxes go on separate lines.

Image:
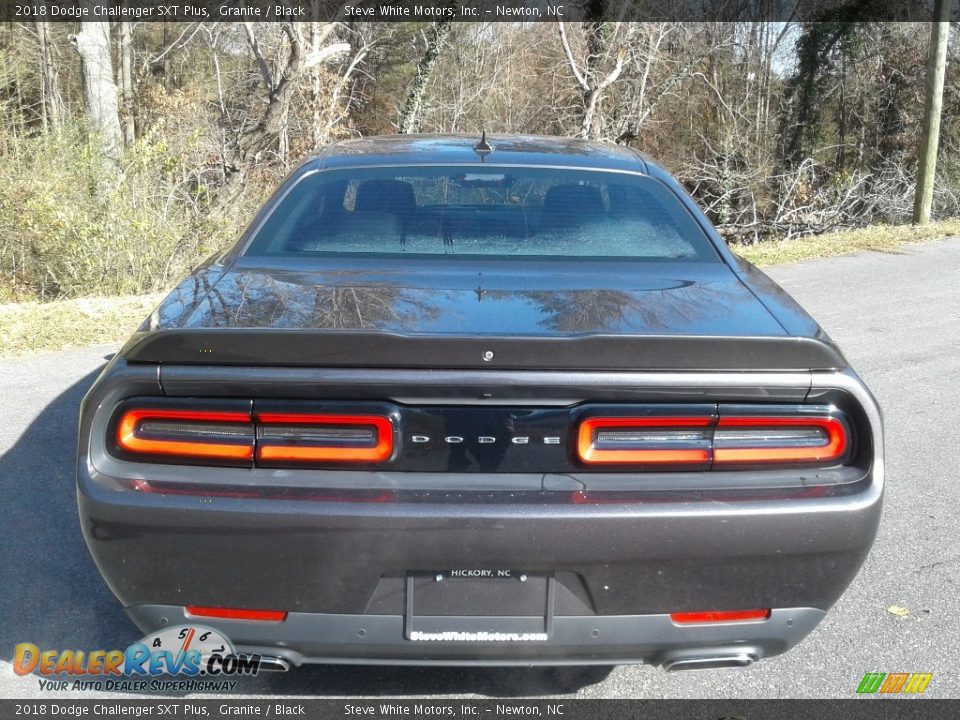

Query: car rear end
left=78, top=358, right=881, bottom=669
left=76, top=139, right=882, bottom=669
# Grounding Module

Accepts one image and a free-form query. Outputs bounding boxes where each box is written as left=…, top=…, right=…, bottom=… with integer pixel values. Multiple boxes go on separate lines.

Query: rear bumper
left=126, top=604, right=826, bottom=668
left=78, top=468, right=879, bottom=665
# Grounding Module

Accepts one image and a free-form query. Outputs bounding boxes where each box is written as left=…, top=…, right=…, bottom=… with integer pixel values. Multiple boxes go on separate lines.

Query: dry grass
left=732, top=218, right=960, bottom=266
left=0, top=293, right=163, bottom=358
left=1, top=220, right=959, bottom=358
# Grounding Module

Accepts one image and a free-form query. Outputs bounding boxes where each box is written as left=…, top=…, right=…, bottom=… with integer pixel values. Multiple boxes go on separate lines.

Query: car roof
left=310, top=134, right=651, bottom=173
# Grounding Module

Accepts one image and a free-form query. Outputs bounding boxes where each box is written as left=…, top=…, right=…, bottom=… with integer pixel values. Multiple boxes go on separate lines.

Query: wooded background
left=1, top=18, right=958, bottom=301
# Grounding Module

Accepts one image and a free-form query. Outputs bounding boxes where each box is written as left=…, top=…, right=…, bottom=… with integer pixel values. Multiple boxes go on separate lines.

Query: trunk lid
left=124, top=259, right=845, bottom=371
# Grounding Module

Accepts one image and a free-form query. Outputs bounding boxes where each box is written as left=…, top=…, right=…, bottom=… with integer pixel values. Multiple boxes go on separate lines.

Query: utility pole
left=913, top=0, right=954, bottom=225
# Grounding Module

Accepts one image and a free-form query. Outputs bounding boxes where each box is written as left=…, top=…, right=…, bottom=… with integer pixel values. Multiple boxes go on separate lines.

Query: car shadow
left=0, top=365, right=131, bottom=656
left=0, top=362, right=613, bottom=697
left=239, top=664, right=614, bottom=697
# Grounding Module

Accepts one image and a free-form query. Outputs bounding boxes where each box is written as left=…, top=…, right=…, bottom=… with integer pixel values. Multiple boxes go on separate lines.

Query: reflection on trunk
left=211, top=274, right=441, bottom=331
left=520, top=285, right=726, bottom=334
left=149, top=265, right=780, bottom=339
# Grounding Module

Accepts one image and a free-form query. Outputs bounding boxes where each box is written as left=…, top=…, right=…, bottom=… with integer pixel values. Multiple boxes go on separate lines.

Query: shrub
left=0, top=123, right=238, bottom=300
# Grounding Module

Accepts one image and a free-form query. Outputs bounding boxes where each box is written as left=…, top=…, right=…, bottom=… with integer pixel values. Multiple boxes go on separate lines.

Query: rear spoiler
left=120, top=329, right=847, bottom=372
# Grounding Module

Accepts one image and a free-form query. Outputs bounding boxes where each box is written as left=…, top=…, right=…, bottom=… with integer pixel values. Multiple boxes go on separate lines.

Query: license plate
left=405, top=571, right=553, bottom=641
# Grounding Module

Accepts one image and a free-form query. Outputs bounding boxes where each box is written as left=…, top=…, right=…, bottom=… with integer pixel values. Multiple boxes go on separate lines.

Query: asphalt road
left=2, top=237, right=959, bottom=700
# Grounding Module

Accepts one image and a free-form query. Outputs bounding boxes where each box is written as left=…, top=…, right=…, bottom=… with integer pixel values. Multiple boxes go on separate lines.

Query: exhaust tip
left=255, top=656, right=291, bottom=672
left=661, top=652, right=757, bottom=672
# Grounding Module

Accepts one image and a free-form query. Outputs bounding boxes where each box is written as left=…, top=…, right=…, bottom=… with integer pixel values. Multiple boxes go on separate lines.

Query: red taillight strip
left=670, top=609, right=771, bottom=624
left=713, top=415, right=847, bottom=465
left=577, top=416, right=712, bottom=465
left=255, top=413, right=394, bottom=463
left=116, top=409, right=254, bottom=461
left=186, top=606, right=287, bottom=622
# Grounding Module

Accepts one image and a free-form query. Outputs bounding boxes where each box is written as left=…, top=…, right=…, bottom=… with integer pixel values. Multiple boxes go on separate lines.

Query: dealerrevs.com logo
left=13, top=625, right=264, bottom=692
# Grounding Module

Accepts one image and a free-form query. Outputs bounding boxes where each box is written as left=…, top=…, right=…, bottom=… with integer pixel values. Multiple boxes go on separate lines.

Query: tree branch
left=557, top=22, right=590, bottom=92
left=244, top=21, right=274, bottom=93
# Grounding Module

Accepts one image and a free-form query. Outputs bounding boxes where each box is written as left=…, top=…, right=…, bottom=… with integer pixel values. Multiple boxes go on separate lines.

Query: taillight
left=112, top=400, right=850, bottom=473
left=115, top=407, right=254, bottom=464
left=713, top=415, right=847, bottom=465
left=111, top=401, right=394, bottom=468
left=577, top=416, right=712, bottom=466
left=256, top=413, right=394, bottom=464
left=575, top=406, right=851, bottom=469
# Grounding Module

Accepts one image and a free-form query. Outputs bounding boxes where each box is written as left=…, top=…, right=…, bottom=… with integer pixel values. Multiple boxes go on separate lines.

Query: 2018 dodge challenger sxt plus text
left=78, top=135, right=882, bottom=671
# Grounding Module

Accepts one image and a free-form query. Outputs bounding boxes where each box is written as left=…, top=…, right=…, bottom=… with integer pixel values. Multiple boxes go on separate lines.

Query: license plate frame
left=404, top=571, right=555, bottom=641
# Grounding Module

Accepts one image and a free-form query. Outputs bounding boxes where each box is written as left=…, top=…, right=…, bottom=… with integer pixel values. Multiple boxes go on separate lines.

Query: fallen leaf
left=887, top=605, right=910, bottom=617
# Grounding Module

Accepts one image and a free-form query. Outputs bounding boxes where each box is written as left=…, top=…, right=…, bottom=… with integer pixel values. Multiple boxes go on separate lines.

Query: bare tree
left=398, top=20, right=452, bottom=134
left=35, top=20, right=64, bottom=132
left=72, top=2, right=122, bottom=162
left=312, top=27, right=371, bottom=149
left=558, top=21, right=629, bottom=138
left=242, top=22, right=350, bottom=159
left=608, top=23, right=707, bottom=143
left=119, top=20, right=135, bottom=147
left=204, top=21, right=353, bottom=210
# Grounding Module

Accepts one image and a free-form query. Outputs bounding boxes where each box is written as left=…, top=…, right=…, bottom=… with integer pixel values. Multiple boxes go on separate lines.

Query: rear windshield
left=244, top=166, right=719, bottom=262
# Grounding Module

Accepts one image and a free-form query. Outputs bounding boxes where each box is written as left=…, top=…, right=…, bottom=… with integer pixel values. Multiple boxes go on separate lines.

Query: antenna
left=473, top=131, right=493, bottom=162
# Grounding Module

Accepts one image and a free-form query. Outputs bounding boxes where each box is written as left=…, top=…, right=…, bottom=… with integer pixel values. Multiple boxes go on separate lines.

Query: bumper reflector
left=670, top=609, right=771, bottom=624
left=185, top=606, right=287, bottom=622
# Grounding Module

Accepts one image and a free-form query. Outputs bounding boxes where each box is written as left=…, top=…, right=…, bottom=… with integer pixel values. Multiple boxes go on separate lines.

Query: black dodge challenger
left=78, top=135, right=882, bottom=671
